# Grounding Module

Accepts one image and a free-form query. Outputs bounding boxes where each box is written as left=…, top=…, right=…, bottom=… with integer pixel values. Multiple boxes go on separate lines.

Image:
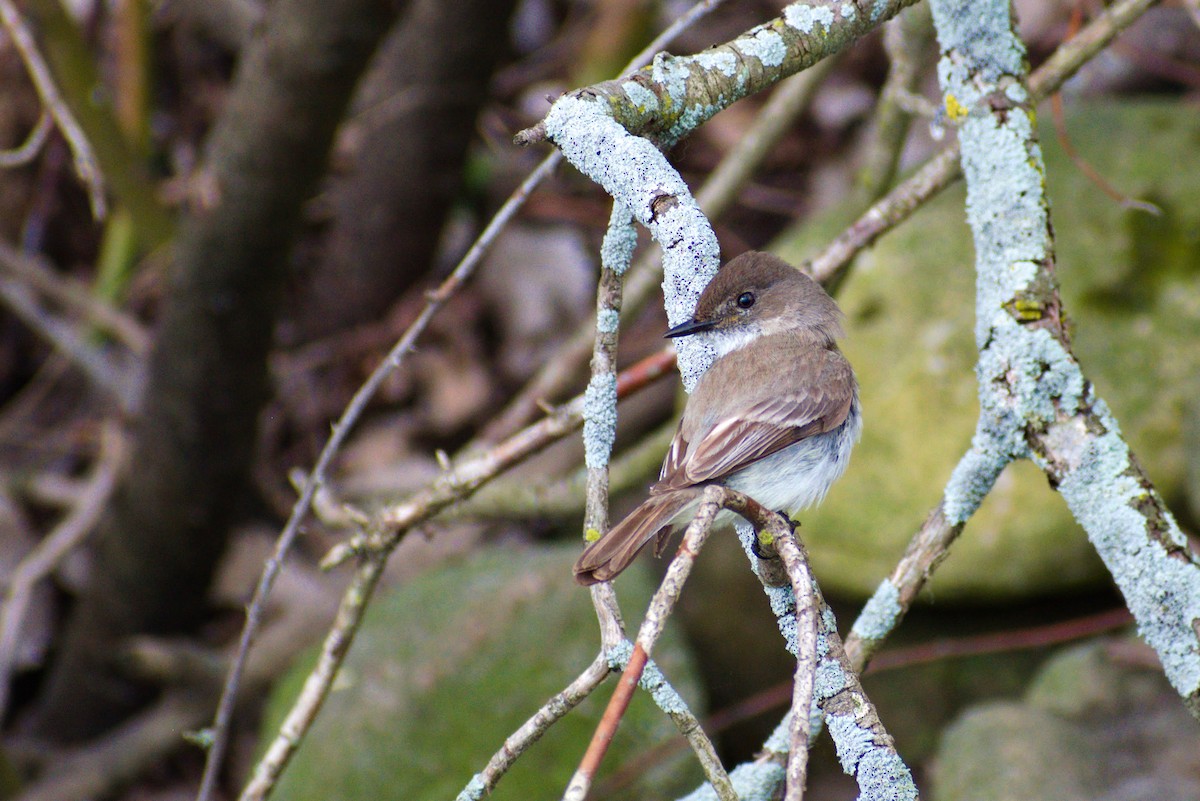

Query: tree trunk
left=31, top=0, right=401, bottom=741
left=292, top=0, right=516, bottom=342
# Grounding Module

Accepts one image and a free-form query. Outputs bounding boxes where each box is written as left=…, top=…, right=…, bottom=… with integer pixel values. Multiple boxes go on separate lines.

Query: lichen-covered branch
left=812, top=0, right=1167, bottom=672
left=928, top=0, right=1200, bottom=715
left=722, top=492, right=918, bottom=801
left=527, top=0, right=918, bottom=389
left=808, top=0, right=1160, bottom=285
left=519, top=0, right=918, bottom=149
left=765, top=531, right=817, bottom=801
left=582, top=204, right=636, bottom=534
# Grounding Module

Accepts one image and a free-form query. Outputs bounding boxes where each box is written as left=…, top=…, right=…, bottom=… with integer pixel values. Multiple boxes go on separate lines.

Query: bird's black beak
left=664, top=318, right=716, bottom=339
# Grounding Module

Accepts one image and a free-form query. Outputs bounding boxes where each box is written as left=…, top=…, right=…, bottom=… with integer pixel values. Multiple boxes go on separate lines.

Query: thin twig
left=456, top=654, right=612, bottom=801
left=0, top=274, right=138, bottom=410
left=772, top=533, right=817, bottom=801
left=0, top=111, right=51, bottom=167
left=1049, top=90, right=1159, bottom=214
left=0, top=239, right=150, bottom=354
left=0, top=1, right=106, bottom=218
left=854, top=4, right=932, bottom=205
left=238, top=553, right=386, bottom=801
left=0, top=421, right=125, bottom=721
left=435, top=413, right=674, bottom=522
left=581, top=202, right=635, bottom=653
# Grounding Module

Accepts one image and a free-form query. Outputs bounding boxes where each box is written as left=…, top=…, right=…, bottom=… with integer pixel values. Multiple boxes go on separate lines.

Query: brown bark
left=292, top=0, right=516, bottom=342
left=31, top=0, right=401, bottom=741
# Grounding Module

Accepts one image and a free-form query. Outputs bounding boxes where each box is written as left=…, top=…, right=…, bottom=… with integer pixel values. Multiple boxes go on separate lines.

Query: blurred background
left=0, top=1, right=1198, bottom=799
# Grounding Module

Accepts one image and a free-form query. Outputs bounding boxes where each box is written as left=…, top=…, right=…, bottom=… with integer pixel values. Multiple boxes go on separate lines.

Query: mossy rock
left=931, top=639, right=1200, bottom=801
left=775, top=101, right=1200, bottom=600
left=260, top=545, right=704, bottom=801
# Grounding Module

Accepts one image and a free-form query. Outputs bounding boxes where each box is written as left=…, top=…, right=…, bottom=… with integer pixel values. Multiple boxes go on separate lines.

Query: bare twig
left=700, top=57, right=838, bottom=222
left=854, top=4, right=932, bottom=205
left=238, top=553, right=385, bottom=801
left=435, top=415, right=674, bottom=523
left=0, top=0, right=106, bottom=218
left=0, top=422, right=125, bottom=721
left=0, top=275, right=139, bottom=410
left=456, top=654, right=612, bottom=801
left=0, top=240, right=150, bottom=354
left=0, top=111, right=51, bottom=167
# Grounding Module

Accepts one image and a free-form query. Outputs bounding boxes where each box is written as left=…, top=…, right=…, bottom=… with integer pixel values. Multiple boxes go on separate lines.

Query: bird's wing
left=656, top=349, right=854, bottom=492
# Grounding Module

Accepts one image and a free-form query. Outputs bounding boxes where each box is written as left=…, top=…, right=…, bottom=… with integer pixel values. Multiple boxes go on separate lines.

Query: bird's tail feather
left=573, top=490, right=700, bottom=585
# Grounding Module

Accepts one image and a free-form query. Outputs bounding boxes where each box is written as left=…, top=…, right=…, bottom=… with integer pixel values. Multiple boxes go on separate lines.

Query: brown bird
left=574, top=251, right=861, bottom=585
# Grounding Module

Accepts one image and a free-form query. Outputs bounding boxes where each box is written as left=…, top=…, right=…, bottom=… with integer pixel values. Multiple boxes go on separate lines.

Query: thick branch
left=520, top=0, right=918, bottom=148
left=928, top=0, right=1200, bottom=714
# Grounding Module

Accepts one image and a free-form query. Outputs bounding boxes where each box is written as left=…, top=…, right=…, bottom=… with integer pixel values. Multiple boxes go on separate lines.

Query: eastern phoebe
left=574, top=251, right=861, bottom=585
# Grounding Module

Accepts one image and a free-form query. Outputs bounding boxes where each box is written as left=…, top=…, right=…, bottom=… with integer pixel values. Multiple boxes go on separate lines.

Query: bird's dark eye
left=736, top=292, right=755, bottom=309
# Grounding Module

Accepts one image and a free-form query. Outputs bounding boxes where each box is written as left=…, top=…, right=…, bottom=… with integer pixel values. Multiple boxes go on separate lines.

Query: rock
left=259, top=544, right=704, bottom=801
left=931, top=638, right=1200, bottom=801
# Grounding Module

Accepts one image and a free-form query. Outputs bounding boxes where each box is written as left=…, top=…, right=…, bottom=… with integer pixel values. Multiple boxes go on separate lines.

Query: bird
left=574, top=251, right=861, bottom=585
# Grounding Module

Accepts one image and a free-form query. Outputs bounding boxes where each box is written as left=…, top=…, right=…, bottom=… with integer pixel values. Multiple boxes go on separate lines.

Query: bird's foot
left=751, top=531, right=779, bottom=560
left=775, top=510, right=800, bottom=536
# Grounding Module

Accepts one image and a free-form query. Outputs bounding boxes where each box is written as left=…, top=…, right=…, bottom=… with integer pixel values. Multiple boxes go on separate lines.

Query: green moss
left=260, top=545, right=704, bottom=801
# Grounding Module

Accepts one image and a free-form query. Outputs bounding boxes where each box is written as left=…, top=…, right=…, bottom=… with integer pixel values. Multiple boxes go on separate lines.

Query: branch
left=852, top=4, right=932, bottom=206
left=519, top=0, right=920, bottom=149
left=721, top=491, right=918, bottom=801
left=0, top=111, right=51, bottom=167
left=927, top=0, right=1200, bottom=715
left=808, top=0, right=1163, bottom=284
